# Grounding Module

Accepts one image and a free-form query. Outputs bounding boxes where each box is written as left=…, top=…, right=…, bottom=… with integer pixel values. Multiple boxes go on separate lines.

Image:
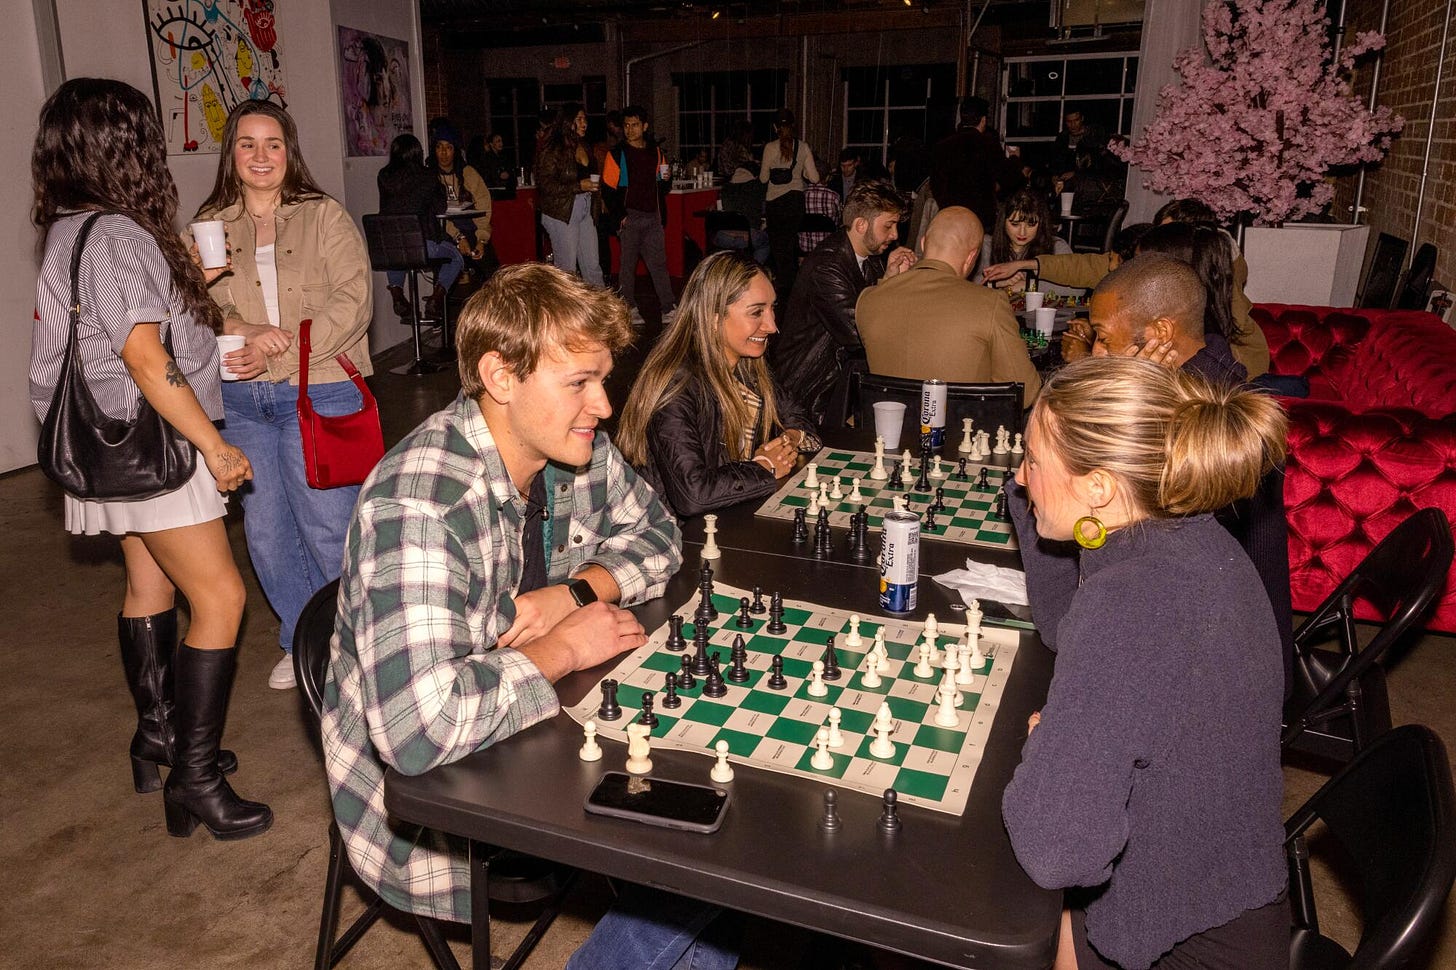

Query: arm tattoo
left=164, top=361, right=190, bottom=389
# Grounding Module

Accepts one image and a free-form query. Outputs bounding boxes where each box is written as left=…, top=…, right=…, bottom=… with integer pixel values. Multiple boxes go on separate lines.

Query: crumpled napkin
left=933, top=558, right=1029, bottom=607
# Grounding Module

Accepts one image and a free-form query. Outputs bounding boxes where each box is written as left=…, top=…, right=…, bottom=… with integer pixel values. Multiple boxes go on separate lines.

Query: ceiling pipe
left=1408, top=0, right=1453, bottom=267
left=624, top=40, right=705, bottom=117
left=1351, top=0, right=1392, bottom=222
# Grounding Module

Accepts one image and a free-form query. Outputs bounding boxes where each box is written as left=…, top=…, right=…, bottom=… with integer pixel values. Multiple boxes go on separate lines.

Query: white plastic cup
left=1023, top=290, right=1044, bottom=311
left=191, top=220, right=228, bottom=270
left=216, top=334, right=246, bottom=381
left=658, top=163, right=671, bottom=180
left=873, top=401, right=907, bottom=450
left=1034, top=306, right=1058, bottom=336
left=1060, top=192, right=1075, bottom=217
left=589, top=173, right=600, bottom=186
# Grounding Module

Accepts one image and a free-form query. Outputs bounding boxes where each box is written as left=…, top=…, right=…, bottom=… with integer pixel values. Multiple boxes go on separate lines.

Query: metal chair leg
left=392, top=269, right=445, bottom=376
left=319, top=821, right=387, bottom=968
left=416, top=916, right=465, bottom=970
left=499, top=868, right=579, bottom=970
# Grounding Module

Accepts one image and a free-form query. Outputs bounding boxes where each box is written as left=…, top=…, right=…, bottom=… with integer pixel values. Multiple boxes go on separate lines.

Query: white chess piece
left=870, top=443, right=888, bottom=481
left=805, top=462, right=819, bottom=489
left=808, top=492, right=821, bottom=515
left=819, top=481, right=830, bottom=507
left=892, top=495, right=907, bottom=512
left=940, top=651, right=964, bottom=706
left=849, top=477, right=865, bottom=503
left=967, top=631, right=986, bottom=672
left=845, top=614, right=864, bottom=647
left=977, top=429, right=991, bottom=456
left=958, top=417, right=975, bottom=454
left=579, top=719, right=603, bottom=762
left=1012, top=432, right=1024, bottom=454
left=869, top=703, right=896, bottom=758
left=874, top=628, right=886, bottom=656
left=861, top=652, right=882, bottom=688
left=830, top=477, right=844, bottom=500
left=956, top=635, right=975, bottom=686
left=924, top=613, right=939, bottom=640
left=807, top=659, right=829, bottom=697
left=934, top=681, right=961, bottom=727
left=624, top=721, right=653, bottom=775
left=811, top=727, right=835, bottom=769
left=900, top=450, right=915, bottom=485
left=827, top=708, right=845, bottom=748
left=710, top=739, right=735, bottom=783
left=701, top=513, right=721, bottom=560
left=914, top=641, right=934, bottom=678
left=929, top=456, right=946, bottom=480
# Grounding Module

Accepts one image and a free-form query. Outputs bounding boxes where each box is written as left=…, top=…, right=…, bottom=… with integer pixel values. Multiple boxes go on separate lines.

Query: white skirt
left=64, top=457, right=228, bottom=536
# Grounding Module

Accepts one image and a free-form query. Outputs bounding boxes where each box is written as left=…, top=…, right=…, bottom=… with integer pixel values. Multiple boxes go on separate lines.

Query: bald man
left=857, top=207, right=1040, bottom=401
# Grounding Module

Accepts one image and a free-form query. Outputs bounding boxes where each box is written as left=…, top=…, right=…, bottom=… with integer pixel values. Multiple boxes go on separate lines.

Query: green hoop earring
left=1074, top=514, right=1107, bottom=550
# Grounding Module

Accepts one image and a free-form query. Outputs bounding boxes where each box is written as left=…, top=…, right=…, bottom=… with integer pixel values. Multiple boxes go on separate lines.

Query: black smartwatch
left=567, top=578, right=598, bottom=607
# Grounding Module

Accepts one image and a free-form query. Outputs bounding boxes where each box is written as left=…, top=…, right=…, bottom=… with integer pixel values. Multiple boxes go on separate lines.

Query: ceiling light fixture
left=711, top=7, right=721, bottom=17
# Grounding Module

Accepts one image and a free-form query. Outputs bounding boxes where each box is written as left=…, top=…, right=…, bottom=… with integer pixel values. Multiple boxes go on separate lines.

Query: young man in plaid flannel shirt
left=321, top=263, right=739, bottom=968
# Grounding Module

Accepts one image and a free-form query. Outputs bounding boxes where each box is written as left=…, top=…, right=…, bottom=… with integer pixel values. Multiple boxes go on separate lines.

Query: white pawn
left=710, top=739, right=735, bottom=783
left=830, top=476, right=844, bottom=500
left=914, top=641, right=934, bottom=678
left=992, top=428, right=1008, bottom=455
left=579, top=719, right=603, bottom=762
left=819, top=481, right=830, bottom=508
left=808, top=492, right=821, bottom=516
left=827, top=708, right=845, bottom=748
left=870, top=437, right=889, bottom=481
left=958, top=417, right=975, bottom=454
left=892, top=495, right=907, bottom=512
left=869, top=703, right=896, bottom=758
left=811, top=727, right=835, bottom=769
left=934, top=681, right=961, bottom=727
left=624, top=721, right=653, bottom=775
left=807, top=659, right=828, bottom=697
left=805, top=462, right=819, bottom=489
left=928, top=456, right=946, bottom=480
left=845, top=614, right=864, bottom=647
left=701, top=513, right=721, bottom=560
left=956, top=634, right=975, bottom=686
left=861, top=652, right=882, bottom=688
left=849, top=477, right=865, bottom=503
left=899, top=450, right=915, bottom=485
left=1012, top=432, right=1024, bottom=454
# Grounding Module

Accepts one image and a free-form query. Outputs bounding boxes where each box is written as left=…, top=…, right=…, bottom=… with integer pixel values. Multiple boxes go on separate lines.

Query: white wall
left=0, top=0, right=422, bottom=474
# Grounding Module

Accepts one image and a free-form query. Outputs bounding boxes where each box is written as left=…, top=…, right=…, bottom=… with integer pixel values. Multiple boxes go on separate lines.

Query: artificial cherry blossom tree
left=1114, top=0, right=1402, bottom=225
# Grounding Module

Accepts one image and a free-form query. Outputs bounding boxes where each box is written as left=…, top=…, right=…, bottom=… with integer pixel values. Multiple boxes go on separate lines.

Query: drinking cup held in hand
left=191, top=220, right=228, bottom=270
left=873, top=401, right=907, bottom=450
left=216, top=335, right=246, bottom=381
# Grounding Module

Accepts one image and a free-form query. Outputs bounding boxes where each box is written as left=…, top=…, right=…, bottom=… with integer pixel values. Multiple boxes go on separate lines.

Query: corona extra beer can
left=920, top=379, right=947, bottom=451
left=878, top=510, right=920, bottom=613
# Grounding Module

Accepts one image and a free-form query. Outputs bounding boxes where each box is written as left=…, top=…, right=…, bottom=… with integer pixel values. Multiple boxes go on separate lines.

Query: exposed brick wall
left=1331, top=1, right=1456, bottom=306
left=421, top=25, right=448, bottom=122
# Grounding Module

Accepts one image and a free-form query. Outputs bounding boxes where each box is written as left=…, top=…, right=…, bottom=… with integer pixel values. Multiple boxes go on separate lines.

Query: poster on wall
left=337, top=26, right=412, bottom=157
left=144, top=0, right=288, bottom=155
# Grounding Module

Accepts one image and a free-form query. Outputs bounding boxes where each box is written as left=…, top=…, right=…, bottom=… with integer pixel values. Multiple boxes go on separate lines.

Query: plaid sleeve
left=348, top=497, right=559, bottom=776
left=578, top=440, right=683, bottom=607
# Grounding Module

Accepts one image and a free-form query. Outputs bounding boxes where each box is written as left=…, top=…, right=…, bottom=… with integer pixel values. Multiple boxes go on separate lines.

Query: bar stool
left=363, top=213, right=452, bottom=376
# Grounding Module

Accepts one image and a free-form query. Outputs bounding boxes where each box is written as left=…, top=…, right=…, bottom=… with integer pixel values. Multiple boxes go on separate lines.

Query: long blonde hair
left=618, top=252, right=781, bottom=466
left=1035, top=356, right=1287, bottom=518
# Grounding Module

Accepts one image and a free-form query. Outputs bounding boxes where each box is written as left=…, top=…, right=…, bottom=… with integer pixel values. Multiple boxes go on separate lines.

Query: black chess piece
left=638, top=691, right=659, bottom=728
left=750, top=585, right=766, bottom=614
left=995, top=490, right=1010, bottom=521
left=677, top=655, right=696, bottom=690
left=597, top=679, right=622, bottom=721
left=915, top=450, right=931, bottom=492
left=1001, top=469, right=1011, bottom=486
left=851, top=511, right=871, bottom=561
left=766, top=592, right=787, bottom=634
left=792, top=507, right=808, bottom=543
left=820, top=789, right=842, bottom=832
left=877, top=788, right=902, bottom=833
left=933, top=486, right=947, bottom=514
left=767, top=655, right=787, bottom=690
left=661, top=672, right=682, bottom=709
left=702, top=653, right=728, bottom=697
left=925, top=506, right=938, bottom=531
left=955, top=457, right=969, bottom=481
left=727, top=634, right=750, bottom=683
left=821, top=635, right=841, bottom=681
left=695, top=570, right=718, bottom=625
left=887, top=461, right=903, bottom=491
left=735, top=597, right=753, bottom=629
left=690, top=625, right=712, bottom=676
left=665, top=614, right=686, bottom=652
left=976, top=467, right=990, bottom=489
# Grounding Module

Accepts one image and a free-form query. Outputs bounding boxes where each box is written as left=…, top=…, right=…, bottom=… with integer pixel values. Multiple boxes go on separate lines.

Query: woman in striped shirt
left=29, top=78, right=271, bottom=841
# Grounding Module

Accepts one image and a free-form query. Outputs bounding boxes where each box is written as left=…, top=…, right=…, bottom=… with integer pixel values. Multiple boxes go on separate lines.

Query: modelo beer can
left=878, top=510, right=920, bottom=613
left=920, top=379, right=947, bottom=450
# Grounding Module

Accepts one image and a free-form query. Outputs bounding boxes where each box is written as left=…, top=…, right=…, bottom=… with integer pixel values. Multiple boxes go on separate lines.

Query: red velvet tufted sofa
left=1254, top=304, right=1456, bottom=632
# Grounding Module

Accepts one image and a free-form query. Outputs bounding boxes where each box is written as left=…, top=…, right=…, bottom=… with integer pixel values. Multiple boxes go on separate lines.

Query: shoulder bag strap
left=299, top=317, right=373, bottom=403
left=68, top=213, right=107, bottom=344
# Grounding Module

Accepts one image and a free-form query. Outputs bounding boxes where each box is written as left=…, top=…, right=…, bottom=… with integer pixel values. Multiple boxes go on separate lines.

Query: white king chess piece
left=701, top=513, right=721, bottom=560
left=870, top=437, right=889, bottom=481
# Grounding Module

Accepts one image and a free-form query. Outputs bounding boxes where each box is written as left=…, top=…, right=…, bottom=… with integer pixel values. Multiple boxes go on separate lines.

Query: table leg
left=471, top=840, right=492, bottom=970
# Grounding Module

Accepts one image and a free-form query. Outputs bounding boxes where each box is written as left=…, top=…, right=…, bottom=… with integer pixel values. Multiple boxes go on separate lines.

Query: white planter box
left=1243, top=224, right=1370, bottom=307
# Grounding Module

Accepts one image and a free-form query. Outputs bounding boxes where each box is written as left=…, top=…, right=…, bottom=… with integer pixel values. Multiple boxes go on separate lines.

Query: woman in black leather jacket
left=618, top=251, right=819, bottom=517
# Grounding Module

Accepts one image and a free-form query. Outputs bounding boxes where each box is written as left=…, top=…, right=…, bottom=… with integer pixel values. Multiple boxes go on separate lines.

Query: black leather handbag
left=38, top=212, right=196, bottom=501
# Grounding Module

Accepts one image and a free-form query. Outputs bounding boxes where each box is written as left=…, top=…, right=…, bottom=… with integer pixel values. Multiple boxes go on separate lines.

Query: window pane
left=680, top=115, right=712, bottom=147
left=1063, top=58, right=1125, bottom=96
left=1007, top=60, right=1064, bottom=98
left=846, top=109, right=884, bottom=145
left=844, top=68, right=885, bottom=106
left=1124, top=58, right=1138, bottom=91
left=1068, top=98, right=1123, bottom=137
left=1003, top=101, right=1063, bottom=139
left=886, top=107, right=925, bottom=143
left=886, top=67, right=928, bottom=105
left=543, top=83, right=580, bottom=106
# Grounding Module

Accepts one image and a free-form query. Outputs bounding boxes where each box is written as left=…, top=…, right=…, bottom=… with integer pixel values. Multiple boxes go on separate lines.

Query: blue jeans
left=542, top=194, right=605, bottom=286
left=220, top=379, right=362, bottom=653
left=565, top=886, right=738, bottom=970
left=387, top=238, right=464, bottom=292
left=712, top=228, right=771, bottom=265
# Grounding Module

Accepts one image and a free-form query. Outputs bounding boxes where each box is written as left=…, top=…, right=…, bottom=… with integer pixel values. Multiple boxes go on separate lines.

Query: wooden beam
left=619, top=6, right=963, bottom=43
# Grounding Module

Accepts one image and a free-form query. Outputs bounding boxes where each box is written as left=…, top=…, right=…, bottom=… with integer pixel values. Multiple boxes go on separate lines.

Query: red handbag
left=296, top=319, right=385, bottom=489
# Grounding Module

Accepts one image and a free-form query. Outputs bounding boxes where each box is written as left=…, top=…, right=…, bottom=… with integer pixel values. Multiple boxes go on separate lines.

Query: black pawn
left=955, top=457, right=970, bottom=481
left=995, top=490, right=1010, bottom=521
left=976, top=467, right=990, bottom=489
left=925, top=506, right=938, bottom=532
left=767, top=655, right=787, bottom=690
left=690, top=625, right=712, bottom=676
left=766, top=592, right=787, bottom=635
left=727, top=634, right=750, bottom=683
left=665, top=614, right=686, bottom=652
left=887, top=461, right=903, bottom=491
left=820, top=789, right=842, bottom=832
left=661, top=672, right=682, bottom=709
left=597, top=679, right=622, bottom=721
left=792, top=507, right=808, bottom=543
left=877, top=788, right=902, bottom=833
left=933, top=486, right=947, bottom=514
left=677, top=654, right=696, bottom=690
left=638, top=691, right=658, bottom=728
left=821, top=635, right=841, bottom=680
left=750, top=585, right=766, bottom=613
left=702, top=653, right=728, bottom=697
left=735, top=597, right=753, bottom=629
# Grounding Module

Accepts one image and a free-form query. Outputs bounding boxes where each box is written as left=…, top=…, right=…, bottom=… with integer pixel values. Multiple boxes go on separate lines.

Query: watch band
left=567, top=577, right=598, bottom=607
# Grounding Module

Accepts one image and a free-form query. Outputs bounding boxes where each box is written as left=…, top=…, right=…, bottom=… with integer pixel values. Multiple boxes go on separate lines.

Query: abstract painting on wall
left=144, top=0, right=288, bottom=154
left=337, top=26, right=413, bottom=157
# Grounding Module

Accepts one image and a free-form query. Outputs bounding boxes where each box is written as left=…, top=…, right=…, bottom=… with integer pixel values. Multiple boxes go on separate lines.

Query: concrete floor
left=4, top=325, right=1455, bottom=969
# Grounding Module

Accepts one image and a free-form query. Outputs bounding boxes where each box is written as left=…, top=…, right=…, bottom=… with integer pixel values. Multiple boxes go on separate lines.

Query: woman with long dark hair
left=759, top=109, right=818, bottom=299
left=196, top=99, right=372, bottom=691
left=29, top=78, right=270, bottom=839
left=377, top=132, right=463, bottom=320
left=536, top=102, right=605, bottom=286
left=973, top=189, right=1076, bottom=296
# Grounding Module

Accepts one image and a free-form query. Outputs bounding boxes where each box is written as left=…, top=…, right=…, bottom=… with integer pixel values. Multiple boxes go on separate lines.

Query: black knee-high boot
left=163, top=644, right=272, bottom=840
left=118, top=611, right=237, bottom=793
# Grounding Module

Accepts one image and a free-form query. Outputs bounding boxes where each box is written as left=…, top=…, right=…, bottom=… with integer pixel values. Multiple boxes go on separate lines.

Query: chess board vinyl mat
left=755, top=449, right=1018, bottom=550
left=564, top=583, right=1022, bottom=816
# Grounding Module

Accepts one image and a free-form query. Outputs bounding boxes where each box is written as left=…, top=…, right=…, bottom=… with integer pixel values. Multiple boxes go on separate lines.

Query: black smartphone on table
left=584, top=771, right=730, bottom=834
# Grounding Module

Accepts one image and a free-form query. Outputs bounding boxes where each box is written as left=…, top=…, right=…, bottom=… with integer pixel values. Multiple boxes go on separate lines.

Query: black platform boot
left=118, top=611, right=237, bottom=793
left=163, top=644, right=272, bottom=840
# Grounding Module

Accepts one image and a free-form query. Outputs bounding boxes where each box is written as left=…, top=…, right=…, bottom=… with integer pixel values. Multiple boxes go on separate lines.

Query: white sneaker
left=628, top=307, right=645, bottom=327
left=268, top=653, right=297, bottom=690
left=661, top=306, right=679, bottom=324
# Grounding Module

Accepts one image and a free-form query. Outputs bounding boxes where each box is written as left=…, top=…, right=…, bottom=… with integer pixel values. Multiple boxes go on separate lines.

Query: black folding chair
left=362, top=213, right=452, bottom=377
left=854, top=373, right=1024, bottom=453
left=1282, top=507, right=1453, bottom=764
left=1286, top=724, right=1456, bottom=969
left=798, top=213, right=840, bottom=257
left=294, top=581, right=574, bottom=970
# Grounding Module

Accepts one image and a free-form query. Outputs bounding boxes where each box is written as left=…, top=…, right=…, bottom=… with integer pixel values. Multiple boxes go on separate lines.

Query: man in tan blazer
left=857, top=207, right=1041, bottom=403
